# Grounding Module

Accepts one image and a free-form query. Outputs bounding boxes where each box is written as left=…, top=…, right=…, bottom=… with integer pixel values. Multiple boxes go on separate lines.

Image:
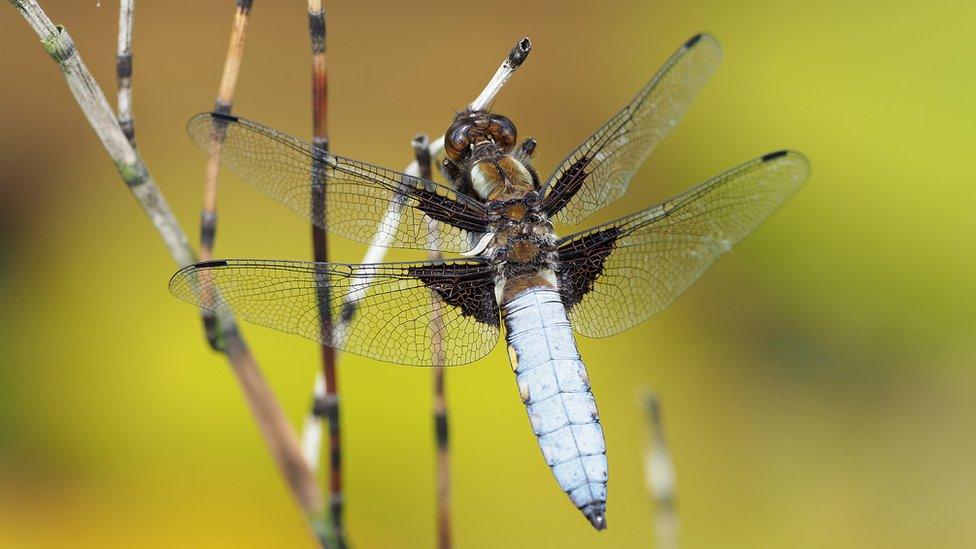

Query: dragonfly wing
left=541, top=33, right=723, bottom=226
left=555, top=151, right=809, bottom=338
left=187, top=113, right=490, bottom=253
left=170, top=258, right=500, bottom=366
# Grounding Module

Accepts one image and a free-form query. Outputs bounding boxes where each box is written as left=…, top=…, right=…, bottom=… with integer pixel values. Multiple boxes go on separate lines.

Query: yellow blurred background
left=2, top=1, right=974, bottom=547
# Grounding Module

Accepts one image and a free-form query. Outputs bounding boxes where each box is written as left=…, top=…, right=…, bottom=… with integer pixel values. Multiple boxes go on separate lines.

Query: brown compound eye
left=444, top=121, right=473, bottom=161
left=487, top=115, right=517, bottom=152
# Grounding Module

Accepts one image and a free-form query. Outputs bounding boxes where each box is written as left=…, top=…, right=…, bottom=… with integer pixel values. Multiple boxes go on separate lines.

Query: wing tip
left=684, top=33, right=704, bottom=48
left=188, top=111, right=239, bottom=125
left=762, top=149, right=810, bottom=165
left=684, top=32, right=722, bottom=53
left=167, top=260, right=228, bottom=294
left=759, top=150, right=812, bottom=184
left=761, top=150, right=789, bottom=162
left=210, top=112, right=238, bottom=123
left=186, top=111, right=238, bottom=139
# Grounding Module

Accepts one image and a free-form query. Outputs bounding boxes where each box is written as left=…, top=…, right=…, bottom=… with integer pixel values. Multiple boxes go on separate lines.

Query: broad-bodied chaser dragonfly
left=170, top=33, right=809, bottom=530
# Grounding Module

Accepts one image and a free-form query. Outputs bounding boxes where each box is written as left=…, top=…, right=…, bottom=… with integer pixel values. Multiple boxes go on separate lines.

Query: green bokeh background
left=1, top=1, right=973, bottom=547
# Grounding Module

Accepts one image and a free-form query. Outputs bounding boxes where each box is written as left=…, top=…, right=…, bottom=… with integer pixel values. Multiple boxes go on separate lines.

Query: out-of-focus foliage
left=0, top=1, right=972, bottom=547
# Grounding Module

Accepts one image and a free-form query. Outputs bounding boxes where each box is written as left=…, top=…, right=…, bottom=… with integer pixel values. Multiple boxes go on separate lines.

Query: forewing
left=187, top=113, right=489, bottom=252
left=556, top=151, right=809, bottom=338
left=541, top=33, right=723, bottom=225
left=169, top=258, right=500, bottom=366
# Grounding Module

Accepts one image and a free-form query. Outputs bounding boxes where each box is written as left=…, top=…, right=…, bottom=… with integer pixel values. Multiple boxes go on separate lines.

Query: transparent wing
left=188, top=113, right=490, bottom=253
left=556, top=151, right=809, bottom=338
left=541, top=33, right=723, bottom=226
left=170, top=258, right=500, bottom=366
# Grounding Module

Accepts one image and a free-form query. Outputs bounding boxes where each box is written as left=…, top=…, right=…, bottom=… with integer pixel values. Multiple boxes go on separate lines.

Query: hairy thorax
left=484, top=197, right=559, bottom=304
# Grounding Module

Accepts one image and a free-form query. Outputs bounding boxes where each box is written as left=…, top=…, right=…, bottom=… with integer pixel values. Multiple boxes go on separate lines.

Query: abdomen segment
left=502, top=286, right=608, bottom=530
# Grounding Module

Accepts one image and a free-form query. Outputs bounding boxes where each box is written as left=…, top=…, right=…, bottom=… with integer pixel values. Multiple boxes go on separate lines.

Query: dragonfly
left=170, top=33, right=809, bottom=530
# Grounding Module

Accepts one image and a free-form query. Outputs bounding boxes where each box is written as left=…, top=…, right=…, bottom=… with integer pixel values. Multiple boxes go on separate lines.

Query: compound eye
left=487, top=115, right=517, bottom=153
left=444, top=122, right=473, bottom=162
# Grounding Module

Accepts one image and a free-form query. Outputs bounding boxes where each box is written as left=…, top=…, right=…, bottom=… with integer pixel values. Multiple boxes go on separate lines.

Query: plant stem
left=414, top=134, right=451, bottom=549
left=8, top=0, right=324, bottom=541
left=115, top=0, right=134, bottom=147
left=200, top=0, right=255, bottom=350
left=304, top=1, right=346, bottom=547
left=644, top=393, right=679, bottom=549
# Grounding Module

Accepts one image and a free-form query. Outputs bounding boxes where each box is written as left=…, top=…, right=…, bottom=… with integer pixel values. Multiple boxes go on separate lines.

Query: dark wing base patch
left=408, top=263, right=500, bottom=327
left=556, top=226, right=621, bottom=310
left=412, top=187, right=491, bottom=233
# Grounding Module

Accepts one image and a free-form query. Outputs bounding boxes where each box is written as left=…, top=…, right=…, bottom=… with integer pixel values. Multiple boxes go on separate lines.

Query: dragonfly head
left=444, top=109, right=517, bottom=163
left=443, top=109, right=540, bottom=200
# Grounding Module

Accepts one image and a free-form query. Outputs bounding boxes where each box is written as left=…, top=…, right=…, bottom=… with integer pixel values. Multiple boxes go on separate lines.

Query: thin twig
left=413, top=134, right=451, bottom=549
left=10, top=0, right=193, bottom=266
left=200, top=0, right=254, bottom=350
left=8, top=0, right=324, bottom=539
left=303, top=2, right=345, bottom=547
left=470, top=37, right=532, bottom=112
left=644, top=393, right=679, bottom=549
left=302, top=373, right=326, bottom=467
left=115, top=0, right=134, bottom=147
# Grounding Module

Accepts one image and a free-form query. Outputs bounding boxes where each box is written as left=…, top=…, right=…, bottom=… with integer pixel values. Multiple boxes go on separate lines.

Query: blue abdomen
left=502, top=286, right=608, bottom=529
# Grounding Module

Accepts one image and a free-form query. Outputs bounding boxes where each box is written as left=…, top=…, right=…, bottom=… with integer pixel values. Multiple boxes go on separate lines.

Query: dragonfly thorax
left=486, top=204, right=558, bottom=288
left=471, top=156, right=534, bottom=200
